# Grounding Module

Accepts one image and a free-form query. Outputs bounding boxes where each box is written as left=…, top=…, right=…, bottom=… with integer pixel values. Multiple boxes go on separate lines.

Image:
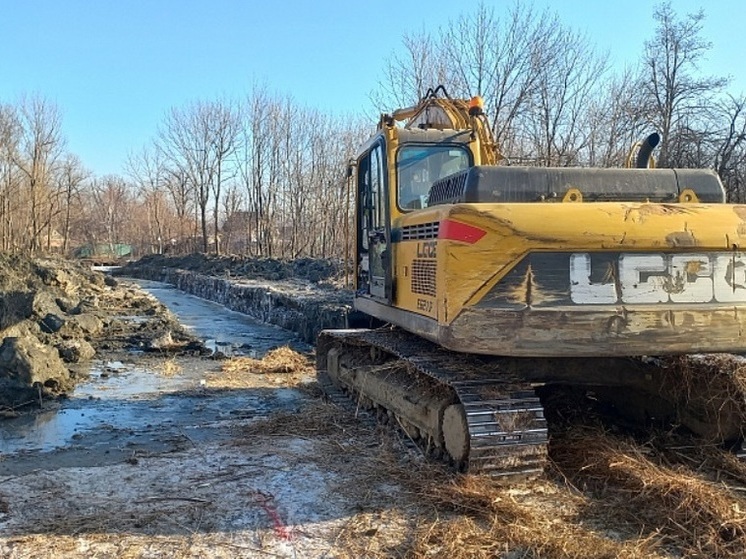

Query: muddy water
left=0, top=279, right=308, bottom=475
left=136, top=279, right=308, bottom=357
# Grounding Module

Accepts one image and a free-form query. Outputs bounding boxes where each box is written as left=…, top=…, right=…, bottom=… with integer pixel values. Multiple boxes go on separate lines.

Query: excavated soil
left=1, top=255, right=746, bottom=558
left=125, top=253, right=347, bottom=287
left=0, top=254, right=205, bottom=410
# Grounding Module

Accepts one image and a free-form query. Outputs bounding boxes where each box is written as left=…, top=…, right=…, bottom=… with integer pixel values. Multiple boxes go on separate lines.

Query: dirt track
left=1, top=257, right=746, bottom=558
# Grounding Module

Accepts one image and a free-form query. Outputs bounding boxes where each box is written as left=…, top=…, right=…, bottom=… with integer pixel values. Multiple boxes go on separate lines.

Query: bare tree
left=126, top=144, right=171, bottom=254
left=158, top=100, right=240, bottom=253
left=371, top=30, right=449, bottom=112
left=12, top=95, right=65, bottom=251
left=713, top=95, right=746, bottom=201
left=220, top=184, right=244, bottom=253
left=308, top=116, right=363, bottom=259
left=161, top=167, right=194, bottom=251
left=4, top=5, right=743, bottom=264
left=87, top=175, right=132, bottom=251
left=236, top=85, right=364, bottom=260
left=640, top=3, right=727, bottom=167
left=583, top=68, right=653, bottom=168
left=438, top=4, right=556, bottom=157
left=0, top=103, right=21, bottom=251
left=238, top=87, right=281, bottom=257
left=526, top=24, right=608, bottom=166
left=159, top=104, right=212, bottom=252
left=373, top=3, right=607, bottom=166
left=56, top=154, right=89, bottom=253
left=206, top=100, right=241, bottom=255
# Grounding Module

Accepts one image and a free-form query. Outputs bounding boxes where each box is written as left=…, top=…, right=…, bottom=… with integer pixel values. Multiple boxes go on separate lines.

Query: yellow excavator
left=317, top=85, right=746, bottom=477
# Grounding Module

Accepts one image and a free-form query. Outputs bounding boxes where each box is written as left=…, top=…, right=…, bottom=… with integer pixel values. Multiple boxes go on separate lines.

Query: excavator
left=317, top=85, right=746, bottom=477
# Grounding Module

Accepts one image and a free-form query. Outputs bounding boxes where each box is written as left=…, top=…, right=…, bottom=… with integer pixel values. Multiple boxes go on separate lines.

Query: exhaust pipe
left=635, top=132, right=660, bottom=168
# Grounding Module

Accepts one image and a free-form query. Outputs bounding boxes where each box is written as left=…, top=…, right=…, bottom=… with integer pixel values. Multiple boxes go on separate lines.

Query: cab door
left=356, top=141, right=391, bottom=301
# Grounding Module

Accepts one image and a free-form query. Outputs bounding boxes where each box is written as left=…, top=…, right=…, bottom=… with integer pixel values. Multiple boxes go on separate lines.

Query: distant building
left=74, top=243, right=133, bottom=261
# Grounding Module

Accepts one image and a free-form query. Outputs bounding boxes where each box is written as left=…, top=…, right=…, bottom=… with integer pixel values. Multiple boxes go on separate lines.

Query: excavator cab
left=353, top=131, right=474, bottom=304
left=353, top=88, right=486, bottom=306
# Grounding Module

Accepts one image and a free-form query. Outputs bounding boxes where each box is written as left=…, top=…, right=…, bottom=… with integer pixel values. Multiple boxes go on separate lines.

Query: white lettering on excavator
left=569, top=253, right=746, bottom=304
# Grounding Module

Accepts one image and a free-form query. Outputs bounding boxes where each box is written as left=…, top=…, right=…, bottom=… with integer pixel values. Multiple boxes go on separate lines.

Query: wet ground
left=1, top=274, right=745, bottom=558
left=135, top=279, right=309, bottom=357
left=0, top=279, right=307, bottom=477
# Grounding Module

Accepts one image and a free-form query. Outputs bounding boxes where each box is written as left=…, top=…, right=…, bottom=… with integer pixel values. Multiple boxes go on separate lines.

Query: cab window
left=397, top=146, right=470, bottom=210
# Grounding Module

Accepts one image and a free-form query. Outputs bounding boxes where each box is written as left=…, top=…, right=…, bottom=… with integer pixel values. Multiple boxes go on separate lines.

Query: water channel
left=0, top=279, right=307, bottom=474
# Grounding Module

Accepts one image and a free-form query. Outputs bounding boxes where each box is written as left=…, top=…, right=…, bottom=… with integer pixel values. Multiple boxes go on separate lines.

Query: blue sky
left=1, top=0, right=743, bottom=176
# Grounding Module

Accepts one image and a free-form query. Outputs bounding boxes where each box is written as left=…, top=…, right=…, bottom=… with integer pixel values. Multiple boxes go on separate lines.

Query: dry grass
left=158, top=357, right=182, bottom=377
left=402, top=473, right=664, bottom=559
left=322, top=464, right=665, bottom=559
left=327, top=509, right=416, bottom=559
left=661, top=354, right=746, bottom=442
left=224, top=346, right=313, bottom=375
left=235, top=400, right=369, bottom=440
left=135, top=349, right=746, bottom=558
left=551, top=425, right=746, bottom=558
left=704, top=449, right=746, bottom=486
left=232, top=397, right=671, bottom=559
left=206, top=346, right=314, bottom=388
left=222, top=349, right=746, bottom=558
left=1, top=533, right=298, bottom=559
left=8, top=346, right=746, bottom=559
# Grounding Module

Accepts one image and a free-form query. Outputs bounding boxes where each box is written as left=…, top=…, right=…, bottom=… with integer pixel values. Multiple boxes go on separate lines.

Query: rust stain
left=662, top=257, right=705, bottom=294
left=665, top=231, right=697, bottom=247
left=505, top=264, right=533, bottom=306
left=665, top=309, right=675, bottom=328
left=530, top=280, right=568, bottom=306
left=605, top=314, right=628, bottom=336
left=662, top=273, right=685, bottom=294
left=684, top=259, right=704, bottom=275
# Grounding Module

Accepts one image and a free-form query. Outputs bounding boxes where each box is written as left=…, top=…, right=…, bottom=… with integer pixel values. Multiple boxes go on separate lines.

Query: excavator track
left=317, top=328, right=548, bottom=478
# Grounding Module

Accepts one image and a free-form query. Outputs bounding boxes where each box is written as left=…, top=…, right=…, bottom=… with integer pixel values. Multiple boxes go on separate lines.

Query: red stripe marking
left=438, top=219, right=486, bottom=244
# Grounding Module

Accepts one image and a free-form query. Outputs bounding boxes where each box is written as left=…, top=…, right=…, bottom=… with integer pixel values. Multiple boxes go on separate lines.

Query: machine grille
left=401, top=222, right=439, bottom=240
left=412, top=259, right=437, bottom=296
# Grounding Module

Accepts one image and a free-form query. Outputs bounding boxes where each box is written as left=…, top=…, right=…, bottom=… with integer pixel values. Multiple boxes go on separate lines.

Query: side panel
left=391, top=219, right=440, bottom=321
left=438, top=202, right=746, bottom=323
left=442, top=304, right=746, bottom=356
left=366, top=200, right=746, bottom=356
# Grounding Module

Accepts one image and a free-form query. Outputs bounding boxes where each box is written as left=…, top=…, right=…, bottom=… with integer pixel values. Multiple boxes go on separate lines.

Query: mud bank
left=118, top=255, right=353, bottom=343
left=0, top=254, right=203, bottom=409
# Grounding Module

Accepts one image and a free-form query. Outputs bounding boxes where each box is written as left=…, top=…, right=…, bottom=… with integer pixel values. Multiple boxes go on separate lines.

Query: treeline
left=1, top=2, right=744, bottom=259
left=0, top=91, right=363, bottom=258
left=376, top=3, right=745, bottom=197
left=127, top=90, right=364, bottom=258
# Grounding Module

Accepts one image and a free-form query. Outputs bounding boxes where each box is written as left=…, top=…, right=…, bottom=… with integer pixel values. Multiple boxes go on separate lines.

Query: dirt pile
left=123, top=253, right=347, bottom=286
left=0, top=254, right=202, bottom=409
